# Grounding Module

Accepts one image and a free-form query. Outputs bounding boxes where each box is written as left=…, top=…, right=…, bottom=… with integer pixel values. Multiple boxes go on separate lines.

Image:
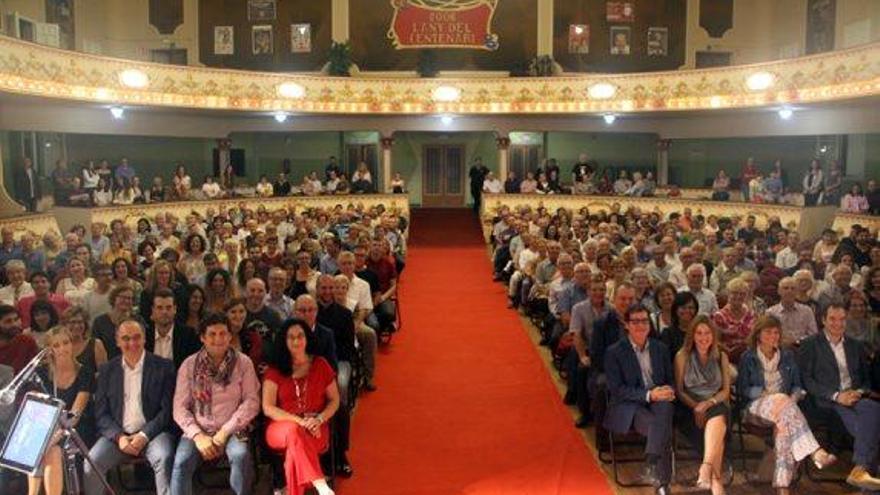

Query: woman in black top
left=60, top=306, right=107, bottom=374
left=30, top=326, right=96, bottom=495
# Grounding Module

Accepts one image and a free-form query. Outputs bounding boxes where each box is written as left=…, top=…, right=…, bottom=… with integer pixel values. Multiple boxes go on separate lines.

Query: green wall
left=866, top=133, right=880, bottom=178
left=229, top=131, right=342, bottom=182
left=392, top=131, right=498, bottom=206
left=668, top=135, right=819, bottom=188
left=0, top=131, right=12, bottom=192
left=545, top=131, right=658, bottom=177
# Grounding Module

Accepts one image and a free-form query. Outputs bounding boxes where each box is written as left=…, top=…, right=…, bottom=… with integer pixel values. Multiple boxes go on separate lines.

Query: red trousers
left=265, top=420, right=329, bottom=495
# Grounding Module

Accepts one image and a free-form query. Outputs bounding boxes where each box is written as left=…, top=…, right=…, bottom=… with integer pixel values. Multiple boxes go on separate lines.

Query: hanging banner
left=388, top=0, right=499, bottom=50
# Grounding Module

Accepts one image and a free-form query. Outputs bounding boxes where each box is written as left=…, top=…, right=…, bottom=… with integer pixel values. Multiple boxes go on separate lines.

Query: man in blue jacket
left=799, top=303, right=880, bottom=491
left=604, top=304, right=675, bottom=495
left=85, top=319, right=177, bottom=495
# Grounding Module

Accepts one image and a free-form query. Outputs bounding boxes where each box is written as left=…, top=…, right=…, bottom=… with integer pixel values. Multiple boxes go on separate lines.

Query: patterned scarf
left=192, top=347, right=237, bottom=418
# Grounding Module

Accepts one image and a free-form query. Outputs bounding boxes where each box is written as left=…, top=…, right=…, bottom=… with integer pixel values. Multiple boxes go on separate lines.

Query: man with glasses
left=86, top=319, right=177, bottom=495
left=604, top=304, right=675, bottom=495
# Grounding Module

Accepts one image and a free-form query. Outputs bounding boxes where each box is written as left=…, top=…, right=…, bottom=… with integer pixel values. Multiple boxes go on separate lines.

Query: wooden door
left=509, top=144, right=543, bottom=180
left=422, top=144, right=465, bottom=207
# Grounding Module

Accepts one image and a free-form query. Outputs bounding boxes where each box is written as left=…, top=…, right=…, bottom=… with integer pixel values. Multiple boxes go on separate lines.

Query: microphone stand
left=1, top=352, right=117, bottom=495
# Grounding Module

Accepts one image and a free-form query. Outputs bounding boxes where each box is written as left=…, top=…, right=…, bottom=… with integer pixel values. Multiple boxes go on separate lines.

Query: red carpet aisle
left=341, top=209, right=612, bottom=495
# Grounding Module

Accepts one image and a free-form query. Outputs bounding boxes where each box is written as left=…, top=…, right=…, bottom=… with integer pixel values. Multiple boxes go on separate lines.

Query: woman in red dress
left=263, top=318, right=340, bottom=495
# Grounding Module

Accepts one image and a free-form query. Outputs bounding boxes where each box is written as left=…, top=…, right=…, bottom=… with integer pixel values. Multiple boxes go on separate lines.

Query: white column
left=537, top=0, right=554, bottom=57
left=657, top=139, right=670, bottom=186
left=380, top=135, right=394, bottom=193
left=332, top=0, right=350, bottom=42
left=496, top=135, right=510, bottom=181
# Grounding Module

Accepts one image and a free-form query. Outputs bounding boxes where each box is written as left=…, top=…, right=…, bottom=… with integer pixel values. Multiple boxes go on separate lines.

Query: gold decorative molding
left=0, top=214, right=62, bottom=238
left=0, top=35, right=878, bottom=114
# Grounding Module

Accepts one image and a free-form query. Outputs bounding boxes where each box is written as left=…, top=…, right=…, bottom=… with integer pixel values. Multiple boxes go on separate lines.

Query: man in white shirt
left=265, top=267, right=295, bottom=320
left=679, top=264, right=718, bottom=315
left=338, top=251, right=377, bottom=387
left=668, top=247, right=696, bottom=290
left=85, top=320, right=177, bottom=495
left=482, top=172, right=503, bottom=194
left=775, top=231, right=800, bottom=271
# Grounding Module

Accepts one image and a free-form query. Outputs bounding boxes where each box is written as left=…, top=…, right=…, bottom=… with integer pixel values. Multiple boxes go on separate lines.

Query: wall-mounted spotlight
left=274, top=112, right=289, bottom=123
left=440, top=114, right=455, bottom=126
left=603, top=114, right=617, bottom=125
left=110, top=106, right=125, bottom=119
left=778, top=107, right=794, bottom=120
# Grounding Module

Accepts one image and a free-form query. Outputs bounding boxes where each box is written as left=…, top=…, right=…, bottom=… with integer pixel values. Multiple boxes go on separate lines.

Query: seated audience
left=29, top=326, right=95, bottom=495
left=711, top=278, right=755, bottom=363
left=61, top=306, right=108, bottom=372
left=674, top=315, right=730, bottom=495
left=841, top=183, right=869, bottom=213
left=85, top=320, right=177, bottom=495
left=22, top=299, right=59, bottom=348
left=171, top=312, right=260, bottom=495
left=93, top=285, right=141, bottom=359
left=799, top=304, right=880, bottom=491
left=0, top=260, right=33, bottom=306
left=263, top=318, right=340, bottom=495
left=766, top=277, right=817, bottom=346
left=604, top=304, right=675, bottom=494
left=737, top=315, right=837, bottom=494
left=145, top=288, right=200, bottom=369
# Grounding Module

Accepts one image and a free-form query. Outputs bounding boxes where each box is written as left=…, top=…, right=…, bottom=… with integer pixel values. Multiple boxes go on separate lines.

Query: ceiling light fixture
left=588, top=82, right=617, bottom=100
left=603, top=114, right=617, bottom=125
left=109, top=106, right=125, bottom=119
left=746, top=71, right=775, bottom=91
left=440, top=114, right=455, bottom=125
left=778, top=107, right=794, bottom=120
left=277, top=82, right=306, bottom=99
left=432, top=86, right=462, bottom=102
left=273, top=112, right=289, bottom=123
left=118, top=69, right=150, bottom=89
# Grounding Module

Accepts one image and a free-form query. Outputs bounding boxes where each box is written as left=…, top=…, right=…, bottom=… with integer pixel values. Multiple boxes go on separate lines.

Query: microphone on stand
left=0, top=348, right=49, bottom=405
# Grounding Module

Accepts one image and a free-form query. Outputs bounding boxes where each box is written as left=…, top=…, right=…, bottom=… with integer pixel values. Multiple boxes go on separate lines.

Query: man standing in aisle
left=469, top=156, right=489, bottom=214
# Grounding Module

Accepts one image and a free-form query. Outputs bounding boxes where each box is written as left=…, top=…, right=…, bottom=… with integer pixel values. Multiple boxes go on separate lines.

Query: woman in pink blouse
left=711, top=278, right=755, bottom=364
left=841, top=183, right=870, bottom=213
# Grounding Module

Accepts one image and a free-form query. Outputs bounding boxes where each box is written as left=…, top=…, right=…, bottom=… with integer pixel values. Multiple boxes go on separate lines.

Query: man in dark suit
left=316, top=274, right=356, bottom=476
left=144, top=288, right=200, bottom=369
left=13, top=157, right=40, bottom=212
left=604, top=304, right=675, bottom=495
left=799, top=303, right=880, bottom=491
left=85, top=319, right=177, bottom=495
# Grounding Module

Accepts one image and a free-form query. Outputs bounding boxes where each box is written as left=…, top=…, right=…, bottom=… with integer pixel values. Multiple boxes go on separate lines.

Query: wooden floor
left=516, top=312, right=865, bottom=495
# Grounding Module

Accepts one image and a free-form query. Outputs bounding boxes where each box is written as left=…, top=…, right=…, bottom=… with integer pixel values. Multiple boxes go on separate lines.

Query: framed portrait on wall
left=252, top=25, right=273, bottom=55
left=214, top=26, right=234, bottom=55
left=247, top=0, right=276, bottom=22
left=606, top=2, right=635, bottom=23
left=647, top=27, right=668, bottom=56
left=568, top=24, right=589, bottom=54
left=610, top=26, right=631, bottom=55
left=290, top=23, right=311, bottom=53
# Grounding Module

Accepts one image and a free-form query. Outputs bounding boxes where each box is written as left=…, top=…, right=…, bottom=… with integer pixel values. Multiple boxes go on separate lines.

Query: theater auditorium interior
left=1, top=1, right=880, bottom=495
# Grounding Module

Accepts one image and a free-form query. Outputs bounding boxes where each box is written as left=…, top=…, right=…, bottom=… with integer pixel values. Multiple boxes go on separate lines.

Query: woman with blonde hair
left=61, top=306, right=107, bottom=372
left=28, top=326, right=95, bottom=495
left=674, top=315, right=731, bottom=495
left=736, top=315, right=837, bottom=494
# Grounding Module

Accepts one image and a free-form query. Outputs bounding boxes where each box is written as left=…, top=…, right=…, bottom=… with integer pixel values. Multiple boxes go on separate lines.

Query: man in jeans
left=171, top=313, right=260, bottom=495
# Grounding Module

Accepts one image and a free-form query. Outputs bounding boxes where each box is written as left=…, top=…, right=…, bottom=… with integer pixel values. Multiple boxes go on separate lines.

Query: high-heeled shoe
left=811, top=448, right=837, bottom=470
left=696, top=462, right=713, bottom=490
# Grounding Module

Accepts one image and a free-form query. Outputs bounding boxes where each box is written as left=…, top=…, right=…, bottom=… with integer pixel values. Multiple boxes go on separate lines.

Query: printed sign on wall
left=387, top=0, right=500, bottom=50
